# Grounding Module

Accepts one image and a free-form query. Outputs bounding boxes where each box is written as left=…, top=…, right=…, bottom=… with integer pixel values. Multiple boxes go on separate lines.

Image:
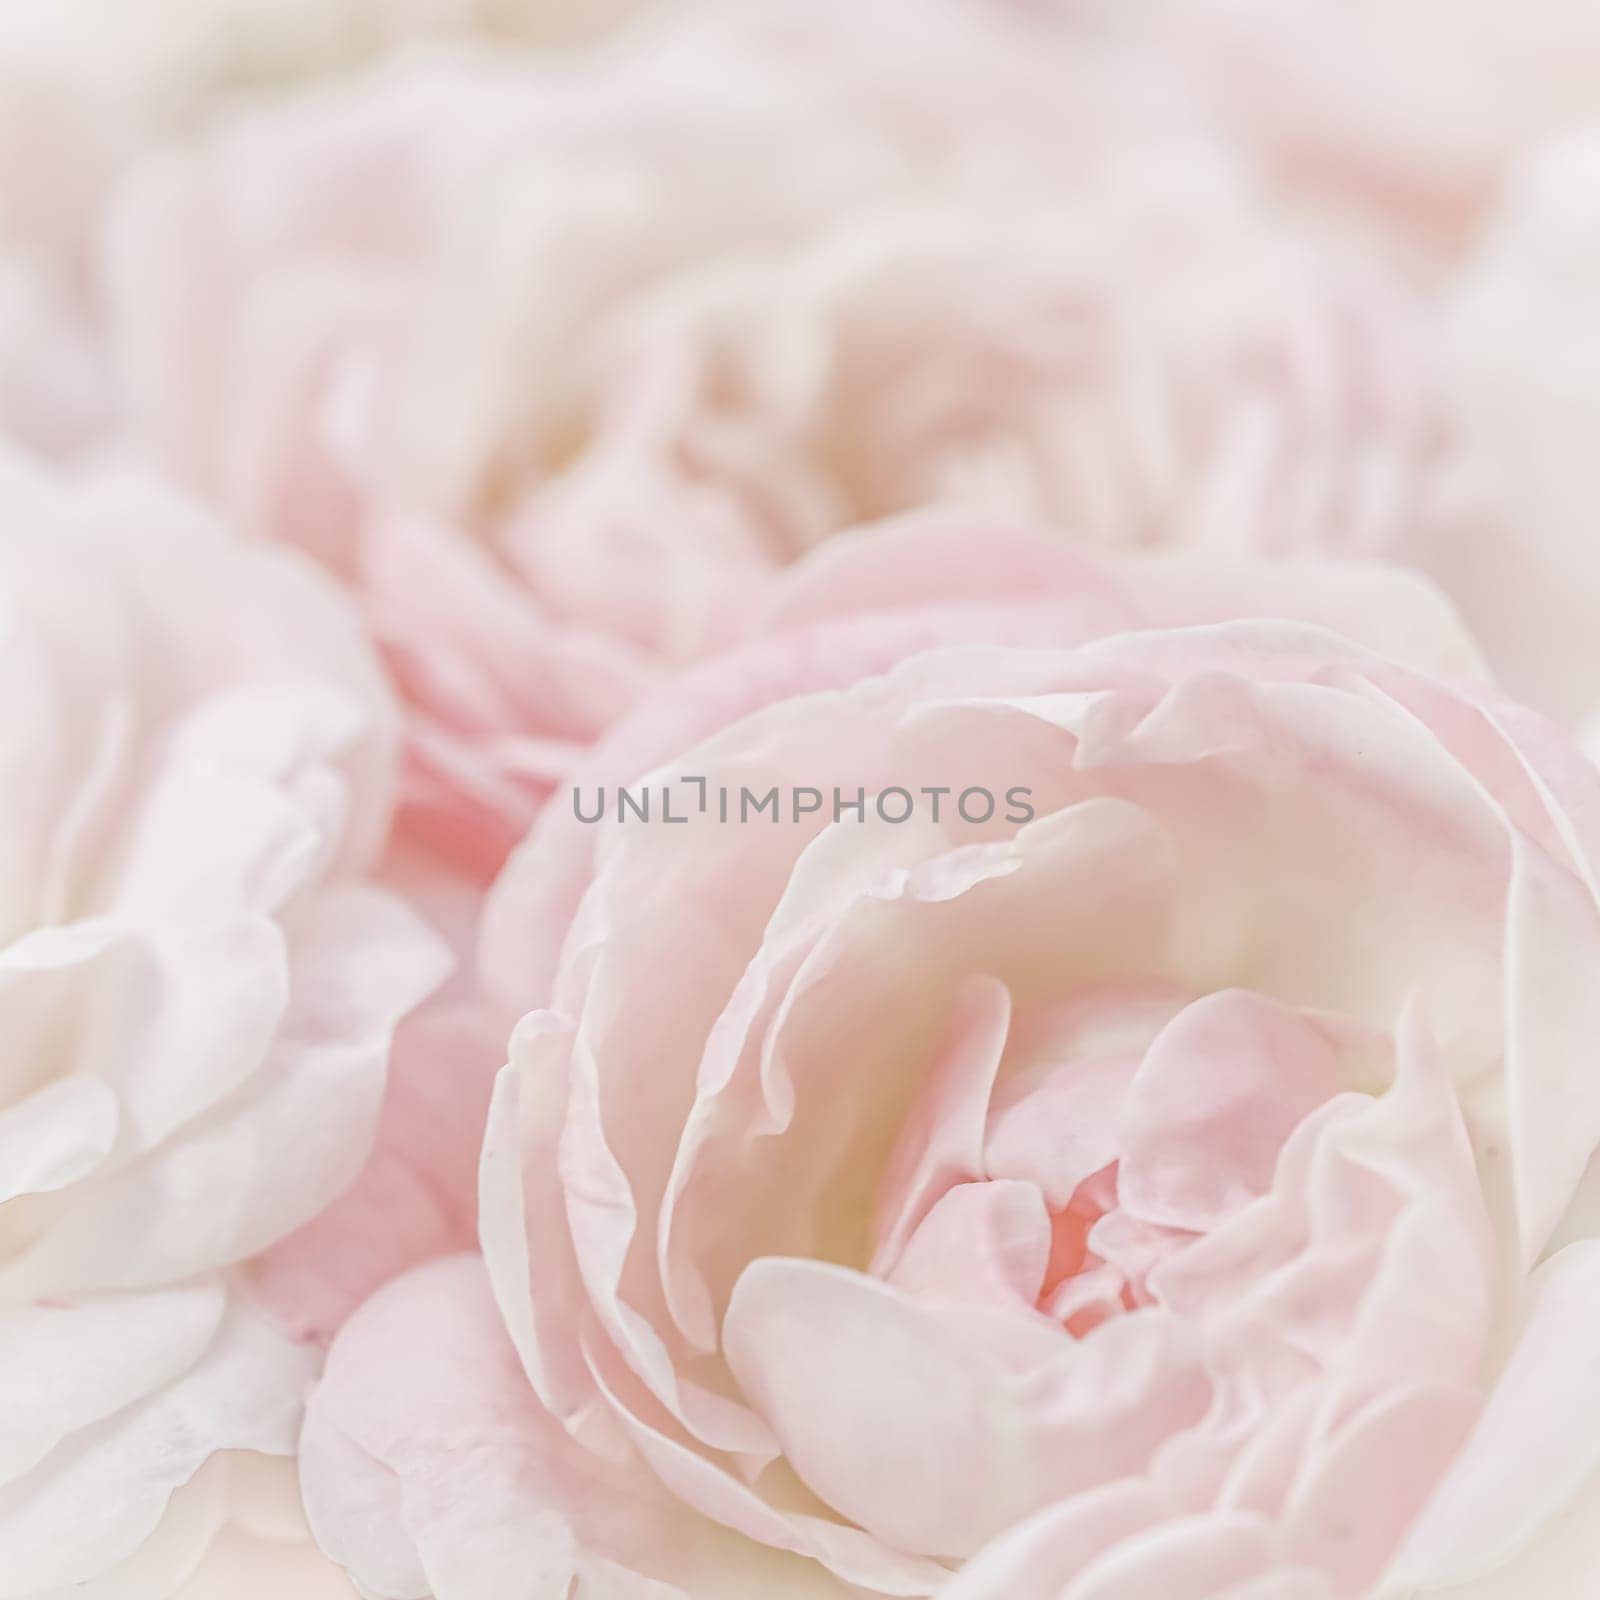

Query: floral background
left=6, top=2, right=1600, bottom=1597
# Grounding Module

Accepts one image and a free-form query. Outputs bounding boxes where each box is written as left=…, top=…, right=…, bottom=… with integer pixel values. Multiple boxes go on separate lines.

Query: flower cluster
left=4, top=2, right=1600, bottom=1598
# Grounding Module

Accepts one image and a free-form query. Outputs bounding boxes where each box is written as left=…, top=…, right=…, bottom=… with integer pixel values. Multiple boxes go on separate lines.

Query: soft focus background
left=5, top=0, right=1600, bottom=743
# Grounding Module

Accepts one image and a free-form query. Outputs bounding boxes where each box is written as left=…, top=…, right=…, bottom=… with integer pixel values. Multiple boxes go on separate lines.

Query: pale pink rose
left=1442, top=131, right=1600, bottom=728
left=298, top=520, right=1600, bottom=1598
left=104, top=0, right=1483, bottom=883
left=1149, top=0, right=1600, bottom=260
left=105, top=0, right=1312, bottom=878
left=507, top=194, right=1462, bottom=590
left=0, top=455, right=448, bottom=1596
left=0, top=0, right=643, bottom=460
